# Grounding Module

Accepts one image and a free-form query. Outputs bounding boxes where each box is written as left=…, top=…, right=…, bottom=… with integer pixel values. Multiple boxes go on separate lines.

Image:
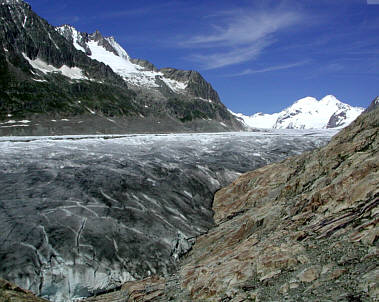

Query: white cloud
left=227, top=60, right=309, bottom=77
left=182, top=9, right=303, bottom=69
left=190, top=39, right=273, bottom=70
left=184, top=11, right=299, bottom=47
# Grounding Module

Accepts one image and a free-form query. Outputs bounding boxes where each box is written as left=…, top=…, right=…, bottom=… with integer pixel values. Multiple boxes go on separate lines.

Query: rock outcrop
left=87, top=98, right=378, bottom=301
left=177, top=98, right=378, bottom=301
left=0, top=278, right=49, bottom=302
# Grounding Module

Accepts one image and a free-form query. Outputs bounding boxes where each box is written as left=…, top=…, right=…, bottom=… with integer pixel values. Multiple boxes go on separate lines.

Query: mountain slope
left=96, top=97, right=378, bottom=301
left=233, top=95, right=364, bottom=129
left=177, top=99, right=377, bottom=301
left=0, top=0, right=243, bottom=135
left=56, top=25, right=221, bottom=102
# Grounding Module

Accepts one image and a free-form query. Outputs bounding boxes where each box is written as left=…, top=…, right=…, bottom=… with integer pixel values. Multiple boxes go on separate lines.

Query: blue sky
left=26, top=0, right=378, bottom=114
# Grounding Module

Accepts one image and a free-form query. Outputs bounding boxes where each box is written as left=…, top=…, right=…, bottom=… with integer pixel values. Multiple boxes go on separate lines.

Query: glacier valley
left=0, top=130, right=337, bottom=301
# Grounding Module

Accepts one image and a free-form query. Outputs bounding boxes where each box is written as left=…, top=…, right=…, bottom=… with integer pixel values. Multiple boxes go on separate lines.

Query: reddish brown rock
left=0, top=278, right=49, bottom=302
left=175, top=101, right=378, bottom=301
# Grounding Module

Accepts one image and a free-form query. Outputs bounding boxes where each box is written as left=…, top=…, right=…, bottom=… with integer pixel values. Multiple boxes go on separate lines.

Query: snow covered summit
left=56, top=25, right=188, bottom=92
left=232, top=95, right=364, bottom=130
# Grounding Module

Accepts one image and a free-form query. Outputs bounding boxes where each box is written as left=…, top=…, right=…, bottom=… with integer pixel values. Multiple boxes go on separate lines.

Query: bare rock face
left=364, top=96, right=379, bottom=113
left=178, top=101, right=378, bottom=301
left=0, top=278, right=49, bottom=302
left=98, top=99, right=378, bottom=301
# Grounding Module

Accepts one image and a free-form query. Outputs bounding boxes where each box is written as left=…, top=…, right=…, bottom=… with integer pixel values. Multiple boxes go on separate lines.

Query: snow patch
left=197, top=97, right=213, bottom=103
left=0, top=120, right=31, bottom=128
left=84, top=106, right=96, bottom=114
left=0, top=124, right=30, bottom=128
left=229, top=110, right=279, bottom=129
left=48, top=32, right=59, bottom=50
left=161, top=77, right=187, bottom=92
left=86, top=40, right=161, bottom=88
left=1, top=120, right=30, bottom=124
left=23, top=53, right=87, bottom=80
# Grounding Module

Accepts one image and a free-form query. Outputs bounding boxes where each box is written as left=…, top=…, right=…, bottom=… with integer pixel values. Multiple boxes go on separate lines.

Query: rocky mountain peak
left=130, top=58, right=158, bottom=72
left=55, top=24, right=92, bottom=55
left=55, top=24, right=225, bottom=104
left=0, top=0, right=27, bottom=6
left=159, top=68, right=222, bottom=104
left=89, top=30, right=120, bottom=57
left=364, top=96, right=379, bottom=113
left=90, top=29, right=103, bottom=41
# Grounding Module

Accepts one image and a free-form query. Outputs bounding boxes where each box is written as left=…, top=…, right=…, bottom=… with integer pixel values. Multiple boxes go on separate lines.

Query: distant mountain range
left=0, top=0, right=367, bottom=135
left=232, top=95, right=364, bottom=130
left=0, top=0, right=243, bottom=135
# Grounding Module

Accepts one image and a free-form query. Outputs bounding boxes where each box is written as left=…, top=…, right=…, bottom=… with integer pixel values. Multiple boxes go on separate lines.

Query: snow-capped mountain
left=0, top=0, right=244, bottom=135
left=56, top=25, right=189, bottom=92
left=232, top=95, right=364, bottom=130
left=231, top=111, right=280, bottom=129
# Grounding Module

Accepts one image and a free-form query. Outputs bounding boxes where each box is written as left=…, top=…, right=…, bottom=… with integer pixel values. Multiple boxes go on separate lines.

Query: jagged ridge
left=0, top=0, right=243, bottom=135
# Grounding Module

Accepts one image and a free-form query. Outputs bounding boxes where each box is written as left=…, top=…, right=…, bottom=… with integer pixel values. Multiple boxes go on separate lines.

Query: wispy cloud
left=189, top=39, right=273, bottom=70
left=226, top=60, right=309, bottom=77
left=181, top=9, right=303, bottom=69
left=183, top=11, right=300, bottom=48
left=100, top=6, right=159, bottom=19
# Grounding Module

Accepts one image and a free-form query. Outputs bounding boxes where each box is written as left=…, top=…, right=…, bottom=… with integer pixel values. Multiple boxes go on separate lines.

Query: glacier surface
left=0, top=131, right=336, bottom=301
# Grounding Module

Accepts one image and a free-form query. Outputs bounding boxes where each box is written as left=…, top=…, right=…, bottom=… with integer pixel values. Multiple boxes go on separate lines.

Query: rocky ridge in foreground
left=83, top=98, right=378, bottom=301
left=0, top=278, right=48, bottom=302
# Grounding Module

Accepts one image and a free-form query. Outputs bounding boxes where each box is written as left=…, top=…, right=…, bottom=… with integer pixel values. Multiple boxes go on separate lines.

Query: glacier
left=0, top=130, right=336, bottom=301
